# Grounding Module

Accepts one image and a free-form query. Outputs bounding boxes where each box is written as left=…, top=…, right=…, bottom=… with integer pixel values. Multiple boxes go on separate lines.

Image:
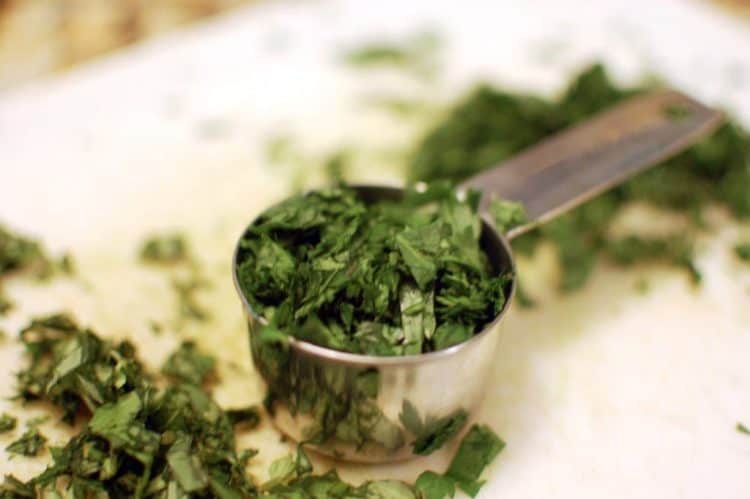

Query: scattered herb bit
left=260, top=425, right=502, bottom=498
left=445, top=424, right=505, bottom=496
left=738, top=422, right=750, bottom=435
left=342, top=31, right=441, bottom=78
left=148, top=320, right=163, bottom=335
left=5, top=427, right=46, bottom=457
left=0, top=413, right=17, bottom=433
left=236, top=184, right=512, bottom=356
left=139, top=233, right=188, bottom=264
left=0, top=293, right=11, bottom=315
left=605, top=235, right=701, bottom=284
left=172, top=275, right=211, bottom=323
left=3, top=314, right=504, bottom=498
left=400, top=401, right=468, bottom=456
left=634, top=277, right=650, bottom=295
left=0, top=224, right=54, bottom=277
left=415, top=470, right=456, bottom=499
left=409, top=64, right=750, bottom=292
left=161, top=340, right=216, bottom=385
left=58, top=253, right=75, bottom=275
left=0, top=223, right=68, bottom=315
left=138, top=232, right=211, bottom=326
left=25, top=415, right=49, bottom=428
left=735, top=242, right=750, bottom=262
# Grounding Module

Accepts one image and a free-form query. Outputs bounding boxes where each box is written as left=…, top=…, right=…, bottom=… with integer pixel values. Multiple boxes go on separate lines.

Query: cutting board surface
left=1, top=1, right=750, bottom=497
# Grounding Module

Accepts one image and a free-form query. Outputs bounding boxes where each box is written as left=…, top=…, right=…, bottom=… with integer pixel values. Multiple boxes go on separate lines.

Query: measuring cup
left=233, top=91, right=721, bottom=463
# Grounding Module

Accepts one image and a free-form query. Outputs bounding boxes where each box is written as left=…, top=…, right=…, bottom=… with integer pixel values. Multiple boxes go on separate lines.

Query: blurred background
left=0, top=0, right=259, bottom=88
left=0, top=0, right=748, bottom=90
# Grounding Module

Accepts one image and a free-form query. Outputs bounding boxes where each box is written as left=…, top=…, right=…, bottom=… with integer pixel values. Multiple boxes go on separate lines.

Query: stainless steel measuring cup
left=232, top=91, right=721, bottom=463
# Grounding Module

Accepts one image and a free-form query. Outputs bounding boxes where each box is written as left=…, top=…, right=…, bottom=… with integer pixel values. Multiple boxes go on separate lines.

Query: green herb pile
left=1, top=314, right=504, bottom=498
left=409, top=64, right=750, bottom=292
left=235, top=183, right=516, bottom=356
left=0, top=224, right=71, bottom=315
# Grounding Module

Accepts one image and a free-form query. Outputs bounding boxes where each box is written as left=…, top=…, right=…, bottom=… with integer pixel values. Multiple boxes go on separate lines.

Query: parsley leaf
left=0, top=413, right=17, bottom=433
left=5, top=427, right=46, bottom=457
left=445, top=424, right=505, bottom=496
left=735, top=243, right=750, bottom=262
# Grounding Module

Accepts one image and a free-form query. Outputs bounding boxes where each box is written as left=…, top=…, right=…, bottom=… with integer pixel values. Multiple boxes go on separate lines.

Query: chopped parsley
left=735, top=242, right=750, bottom=262
left=0, top=224, right=69, bottom=315
left=409, top=64, right=750, bottom=293
left=5, top=427, right=46, bottom=457
left=738, top=422, right=750, bottom=435
left=5, top=314, right=259, bottom=497
left=236, top=183, right=517, bottom=356
left=2, top=314, right=504, bottom=497
left=0, top=413, right=17, bottom=433
left=139, top=233, right=189, bottom=264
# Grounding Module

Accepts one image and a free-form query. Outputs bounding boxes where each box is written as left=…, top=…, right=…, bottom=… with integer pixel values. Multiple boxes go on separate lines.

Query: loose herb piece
left=738, top=422, right=750, bottom=435
left=236, top=183, right=512, bottom=356
left=409, top=64, right=750, bottom=293
left=171, top=275, right=211, bottom=323
left=259, top=425, right=503, bottom=498
left=735, top=242, right=750, bottom=262
left=138, top=232, right=211, bottom=325
left=161, top=340, right=216, bottom=385
left=0, top=224, right=68, bottom=315
left=400, top=401, right=468, bottom=456
left=0, top=413, right=17, bottom=433
left=139, top=233, right=188, bottom=264
left=3, top=314, right=504, bottom=498
left=5, top=427, right=46, bottom=457
left=444, top=424, right=505, bottom=496
left=342, top=31, right=441, bottom=78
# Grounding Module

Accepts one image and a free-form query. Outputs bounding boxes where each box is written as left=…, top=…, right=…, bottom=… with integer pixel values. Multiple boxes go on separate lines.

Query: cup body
left=233, top=186, right=515, bottom=462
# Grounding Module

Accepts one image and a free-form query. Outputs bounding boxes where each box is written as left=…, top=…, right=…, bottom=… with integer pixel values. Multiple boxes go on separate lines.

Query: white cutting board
left=1, top=0, right=750, bottom=497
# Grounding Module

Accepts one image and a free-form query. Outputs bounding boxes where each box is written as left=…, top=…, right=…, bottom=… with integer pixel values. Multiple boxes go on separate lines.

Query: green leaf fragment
left=0, top=413, right=17, bottom=433
left=446, top=425, right=505, bottom=496
left=415, top=471, right=456, bottom=499
left=161, top=341, right=216, bottom=385
left=6, top=427, right=47, bottom=457
left=139, top=233, right=188, bottom=264
left=735, top=243, right=750, bottom=262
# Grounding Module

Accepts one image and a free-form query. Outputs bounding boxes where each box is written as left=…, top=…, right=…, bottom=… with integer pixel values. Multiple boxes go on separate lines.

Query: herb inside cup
left=235, top=183, right=518, bottom=356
